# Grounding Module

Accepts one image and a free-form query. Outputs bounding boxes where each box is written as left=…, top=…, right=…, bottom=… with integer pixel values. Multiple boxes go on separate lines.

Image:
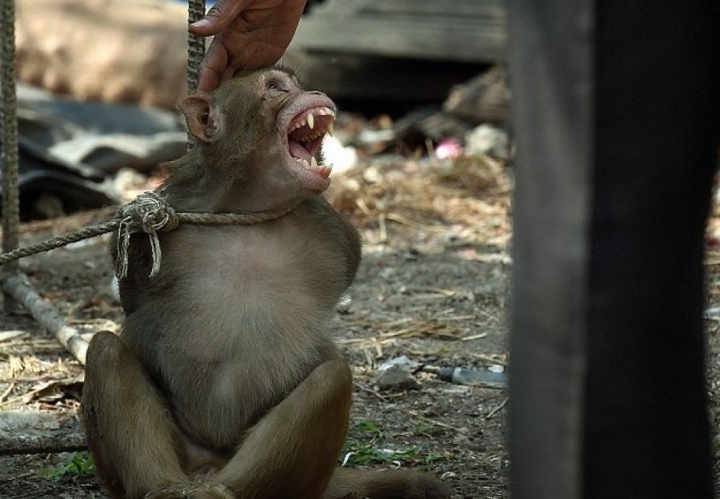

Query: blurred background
left=9, top=0, right=509, bottom=220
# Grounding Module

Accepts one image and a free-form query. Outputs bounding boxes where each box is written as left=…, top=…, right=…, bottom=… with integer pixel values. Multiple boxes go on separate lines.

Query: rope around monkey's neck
left=0, top=191, right=300, bottom=279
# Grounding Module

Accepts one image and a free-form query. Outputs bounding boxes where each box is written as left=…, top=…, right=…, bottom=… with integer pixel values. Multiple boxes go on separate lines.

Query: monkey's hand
left=189, top=0, right=307, bottom=91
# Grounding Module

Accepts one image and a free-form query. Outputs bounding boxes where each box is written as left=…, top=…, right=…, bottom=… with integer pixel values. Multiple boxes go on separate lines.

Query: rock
left=444, top=66, right=510, bottom=125
left=452, top=433, right=471, bottom=446
left=464, top=124, right=510, bottom=160
left=377, top=355, right=420, bottom=372
left=440, top=385, right=472, bottom=396
left=335, top=293, right=353, bottom=314
left=375, top=365, right=421, bottom=391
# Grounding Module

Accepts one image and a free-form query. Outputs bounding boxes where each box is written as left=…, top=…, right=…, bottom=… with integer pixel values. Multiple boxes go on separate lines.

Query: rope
left=187, top=0, right=207, bottom=149
left=1, top=0, right=21, bottom=310
left=187, top=0, right=206, bottom=94
left=0, top=192, right=300, bottom=279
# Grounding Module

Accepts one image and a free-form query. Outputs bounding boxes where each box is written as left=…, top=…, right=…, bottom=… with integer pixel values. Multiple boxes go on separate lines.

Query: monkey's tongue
left=288, top=141, right=312, bottom=162
left=288, top=140, right=331, bottom=179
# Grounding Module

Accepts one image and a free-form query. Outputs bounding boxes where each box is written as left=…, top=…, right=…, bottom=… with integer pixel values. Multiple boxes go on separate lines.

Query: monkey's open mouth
left=285, top=106, right=335, bottom=178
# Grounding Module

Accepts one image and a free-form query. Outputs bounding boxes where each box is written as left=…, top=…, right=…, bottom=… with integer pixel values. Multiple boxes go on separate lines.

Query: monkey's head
left=176, top=67, right=337, bottom=211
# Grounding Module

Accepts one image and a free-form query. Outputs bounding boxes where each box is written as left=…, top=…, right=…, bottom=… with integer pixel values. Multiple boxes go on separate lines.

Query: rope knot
left=115, top=192, right=179, bottom=279
left=117, top=191, right=179, bottom=233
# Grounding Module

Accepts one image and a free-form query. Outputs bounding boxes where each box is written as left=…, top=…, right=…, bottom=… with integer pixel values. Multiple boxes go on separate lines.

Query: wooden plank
left=307, top=0, right=506, bottom=19
left=293, top=17, right=506, bottom=63
left=338, top=14, right=505, bottom=29
left=358, top=0, right=506, bottom=19
left=295, top=0, right=508, bottom=63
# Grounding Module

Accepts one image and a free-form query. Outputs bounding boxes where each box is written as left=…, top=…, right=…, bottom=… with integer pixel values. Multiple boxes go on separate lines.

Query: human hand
left=189, top=0, right=307, bottom=92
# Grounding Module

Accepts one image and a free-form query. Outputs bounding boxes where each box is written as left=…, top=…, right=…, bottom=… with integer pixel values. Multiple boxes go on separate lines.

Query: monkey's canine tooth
left=310, top=156, right=319, bottom=169
left=327, top=122, right=334, bottom=137
left=307, top=113, right=315, bottom=130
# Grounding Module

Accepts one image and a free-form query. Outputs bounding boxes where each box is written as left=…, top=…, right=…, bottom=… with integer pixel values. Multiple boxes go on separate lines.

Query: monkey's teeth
left=327, top=122, right=334, bottom=137
left=292, top=155, right=331, bottom=176
left=317, top=107, right=336, bottom=117
left=307, top=113, right=315, bottom=129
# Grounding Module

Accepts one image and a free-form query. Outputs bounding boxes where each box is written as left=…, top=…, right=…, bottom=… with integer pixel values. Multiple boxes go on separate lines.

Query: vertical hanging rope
left=187, top=0, right=207, bottom=148
left=1, top=0, right=21, bottom=312
left=187, top=0, right=207, bottom=94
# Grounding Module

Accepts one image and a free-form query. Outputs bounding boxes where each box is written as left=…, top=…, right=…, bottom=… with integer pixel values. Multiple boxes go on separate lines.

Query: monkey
left=81, top=67, right=452, bottom=499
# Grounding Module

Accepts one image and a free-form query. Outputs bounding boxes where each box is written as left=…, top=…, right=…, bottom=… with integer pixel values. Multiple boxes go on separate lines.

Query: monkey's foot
left=145, top=481, right=235, bottom=499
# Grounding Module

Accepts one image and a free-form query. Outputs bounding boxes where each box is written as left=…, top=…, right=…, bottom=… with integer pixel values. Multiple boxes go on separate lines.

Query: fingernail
left=190, top=19, right=210, bottom=29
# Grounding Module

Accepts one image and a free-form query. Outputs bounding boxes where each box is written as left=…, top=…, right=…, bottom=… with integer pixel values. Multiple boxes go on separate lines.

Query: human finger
left=189, top=0, right=249, bottom=36
left=197, top=37, right=229, bottom=92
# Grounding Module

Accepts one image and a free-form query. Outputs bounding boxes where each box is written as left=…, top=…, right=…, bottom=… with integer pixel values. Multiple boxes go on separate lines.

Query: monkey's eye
left=266, top=80, right=288, bottom=92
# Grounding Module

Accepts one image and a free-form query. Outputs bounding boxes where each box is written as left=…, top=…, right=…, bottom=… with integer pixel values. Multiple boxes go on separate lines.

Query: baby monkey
left=81, top=68, right=451, bottom=499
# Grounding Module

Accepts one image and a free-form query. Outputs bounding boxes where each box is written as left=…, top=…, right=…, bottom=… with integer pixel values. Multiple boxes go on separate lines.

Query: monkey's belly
left=163, top=345, right=322, bottom=450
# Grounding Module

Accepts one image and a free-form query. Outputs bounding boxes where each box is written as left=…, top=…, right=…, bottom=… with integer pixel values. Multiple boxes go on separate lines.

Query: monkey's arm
left=310, top=197, right=362, bottom=289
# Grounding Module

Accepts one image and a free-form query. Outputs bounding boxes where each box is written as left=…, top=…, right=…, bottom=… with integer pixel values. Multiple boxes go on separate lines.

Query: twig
left=0, top=382, right=15, bottom=403
left=461, top=333, right=488, bottom=342
left=0, top=430, right=87, bottom=455
left=0, top=382, right=56, bottom=408
left=0, top=330, right=27, bottom=342
left=476, top=308, right=500, bottom=323
left=486, top=397, right=509, bottom=419
left=0, top=471, right=36, bottom=482
left=2, top=274, right=88, bottom=365
left=407, top=410, right=456, bottom=430
left=436, top=315, right=476, bottom=321
left=384, top=213, right=445, bottom=232
left=378, top=213, right=388, bottom=242
left=356, top=384, right=389, bottom=402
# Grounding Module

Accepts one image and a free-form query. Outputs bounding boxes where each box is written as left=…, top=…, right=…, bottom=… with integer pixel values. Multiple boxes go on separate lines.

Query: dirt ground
left=1, top=153, right=720, bottom=499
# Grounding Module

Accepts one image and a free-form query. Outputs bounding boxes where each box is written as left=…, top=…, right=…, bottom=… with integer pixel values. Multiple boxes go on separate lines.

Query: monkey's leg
left=82, top=331, right=195, bottom=499
left=214, top=357, right=352, bottom=499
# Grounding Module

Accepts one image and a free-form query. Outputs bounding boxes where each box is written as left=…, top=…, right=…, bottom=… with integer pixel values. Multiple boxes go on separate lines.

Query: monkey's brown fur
left=82, top=68, right=452, bottom=499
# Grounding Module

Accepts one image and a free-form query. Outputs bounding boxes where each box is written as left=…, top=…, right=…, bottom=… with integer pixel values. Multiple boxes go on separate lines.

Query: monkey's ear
left=178, top=95, right=219, bottom=143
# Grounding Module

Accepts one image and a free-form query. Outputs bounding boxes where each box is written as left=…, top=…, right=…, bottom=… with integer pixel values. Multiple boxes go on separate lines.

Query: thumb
left=189, top=0, right=249, bottom=36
